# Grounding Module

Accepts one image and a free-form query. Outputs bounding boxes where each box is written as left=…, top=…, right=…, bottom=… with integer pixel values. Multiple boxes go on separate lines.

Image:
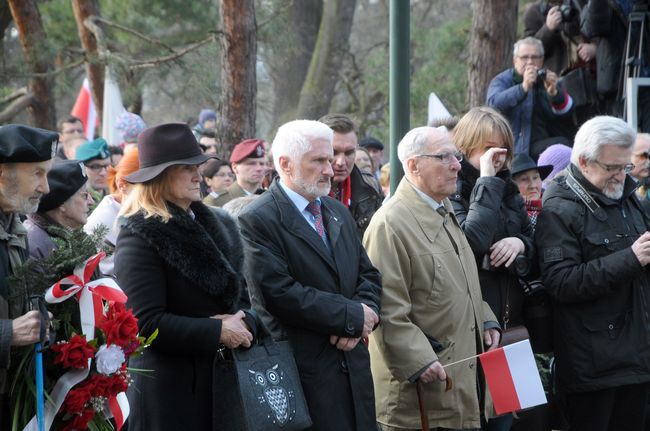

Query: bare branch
left=0, top=87, right=27, bottom=105
left=90, top=16, right=176, bottom=53
left=129, top=35, right=215, bottom=70
left=0, top=93, right=34, bottom=123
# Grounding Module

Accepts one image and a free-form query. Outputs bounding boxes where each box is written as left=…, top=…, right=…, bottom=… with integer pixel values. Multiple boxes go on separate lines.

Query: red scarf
left=330, top=176, right=352, bottom=208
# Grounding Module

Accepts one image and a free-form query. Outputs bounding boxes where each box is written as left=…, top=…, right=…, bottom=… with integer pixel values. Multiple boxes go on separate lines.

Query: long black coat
left=238, top=180, right=381, bottom=431
left=114, top=202, right=246, bottom=430
left=536, top=165, right=650, bottom=393
left=450, top=161, right=535, bottom=327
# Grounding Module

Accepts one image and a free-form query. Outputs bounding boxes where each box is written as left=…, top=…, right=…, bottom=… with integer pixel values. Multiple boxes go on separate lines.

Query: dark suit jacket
left=238, top=180, right=381, bottom=431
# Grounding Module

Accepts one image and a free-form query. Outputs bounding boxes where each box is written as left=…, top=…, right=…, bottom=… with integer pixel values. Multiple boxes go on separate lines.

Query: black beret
left=359, top=136, right=384, bottom=151
left=0, top=124, right=58, bottom=163
left=38, top=160, right=88, bottom=212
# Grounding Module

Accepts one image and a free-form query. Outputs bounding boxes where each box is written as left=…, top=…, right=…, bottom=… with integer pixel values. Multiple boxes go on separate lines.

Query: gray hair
left=571, top=116, right=636, bottom=164
left=513, top=37, right=544, bottom=58
left=222, top=195, right=259, bottom=219
left=272, top=120, right=333, bottom=176
left=397, top=126, right=449, bottom=172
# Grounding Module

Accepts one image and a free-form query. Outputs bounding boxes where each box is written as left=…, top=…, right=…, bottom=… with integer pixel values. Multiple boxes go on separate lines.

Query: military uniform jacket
left=209, top=182, right=261, bottom=207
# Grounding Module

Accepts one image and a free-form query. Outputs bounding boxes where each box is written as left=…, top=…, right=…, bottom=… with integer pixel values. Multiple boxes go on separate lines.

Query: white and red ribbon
left=24, top=252, right=130, bottom=431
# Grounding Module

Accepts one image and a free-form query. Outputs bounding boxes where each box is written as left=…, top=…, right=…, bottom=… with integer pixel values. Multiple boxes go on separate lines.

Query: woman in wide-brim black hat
left=114, top=123, right=254, bottom=430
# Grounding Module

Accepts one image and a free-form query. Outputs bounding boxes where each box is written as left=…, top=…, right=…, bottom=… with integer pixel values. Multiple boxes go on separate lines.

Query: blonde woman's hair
left=119, top=169, right=175, bottom=222
left=453, top=106, right=514, bottom=166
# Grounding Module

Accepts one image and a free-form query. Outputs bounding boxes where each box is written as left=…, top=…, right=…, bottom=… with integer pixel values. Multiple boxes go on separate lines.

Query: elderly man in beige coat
left=363, top=126, right=500, bottom=430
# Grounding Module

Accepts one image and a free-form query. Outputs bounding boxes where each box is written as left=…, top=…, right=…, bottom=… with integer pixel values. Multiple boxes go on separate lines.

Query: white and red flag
left=479, top=339, right=547, bottom=415
left=71, top=77, right=97, bottom=140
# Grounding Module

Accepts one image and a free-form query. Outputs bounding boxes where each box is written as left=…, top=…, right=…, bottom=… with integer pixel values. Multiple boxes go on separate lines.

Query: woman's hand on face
left=489, top=237, right=525, bottom=268
left=479, top=148, right=508, bottom=177
left=216, top=310, right=253, bottom=349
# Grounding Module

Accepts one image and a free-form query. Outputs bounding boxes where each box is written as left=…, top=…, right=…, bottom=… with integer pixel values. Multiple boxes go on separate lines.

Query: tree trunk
left=218, top=0, right=257, bottom=154
left=72, top=0, right=104, bottom=120
left=296, top=0, right=357, bottom=119
left=467, top=0, right=518, bottom=108
left=270, top=0, right=323, bottom=129
left=7, top=0, right=55, bottom=129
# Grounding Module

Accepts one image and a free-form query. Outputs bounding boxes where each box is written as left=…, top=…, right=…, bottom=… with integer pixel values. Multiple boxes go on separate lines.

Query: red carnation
left=100, top=303, right=139, bottom=348
left=107, top=373, right=129, bottom=394
left=62, top=386, right=92, bottom=414
left=61, top=408, right=95, bottom=431
left=51, top=335, right=95, bottom=369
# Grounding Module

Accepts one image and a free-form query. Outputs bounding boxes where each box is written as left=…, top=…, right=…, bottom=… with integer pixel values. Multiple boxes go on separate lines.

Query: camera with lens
left=481, top=254, right=531, bottom=278
left=537, top=68, right=547, bottom=84
left=559, top=0, right=578, bottom=22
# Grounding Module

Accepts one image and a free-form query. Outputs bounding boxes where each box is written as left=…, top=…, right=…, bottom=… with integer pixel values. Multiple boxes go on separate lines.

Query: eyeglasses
left=85, top=163, right=110, bottom=172
left=516, top=54, right=543, bottom=62
left=416, top=151, right=463, bottom=164
left=592, top=160, right=635, bottom=174
left=78, top=191, right=90, bottom=200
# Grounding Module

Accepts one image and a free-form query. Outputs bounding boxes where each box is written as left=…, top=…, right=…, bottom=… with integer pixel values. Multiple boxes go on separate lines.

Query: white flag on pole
left=102, top=66, right=126, bottom=147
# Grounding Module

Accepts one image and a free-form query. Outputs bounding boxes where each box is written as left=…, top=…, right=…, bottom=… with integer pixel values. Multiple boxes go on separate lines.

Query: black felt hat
left=511, top=153, right=553, bottom=180
left=359, top=136, right=384, bottom=151
left=0, top=124, right=58, bottom=163
left=38, top=160, right=88, bottom=212
left=125, top=123, right=217, bottom=183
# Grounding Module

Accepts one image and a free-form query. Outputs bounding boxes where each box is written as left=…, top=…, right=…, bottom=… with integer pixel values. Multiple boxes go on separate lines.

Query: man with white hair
left=487, top=36, right=574, bottom=160
left=238, top=119, right=381, bottom=430
left=536, top=116, right=650, bottom=430
left=363, top=126, right=499, bottom=430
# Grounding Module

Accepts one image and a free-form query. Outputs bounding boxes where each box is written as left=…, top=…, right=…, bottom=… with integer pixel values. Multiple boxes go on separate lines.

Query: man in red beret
left=209, top=139, right=267, bottom=207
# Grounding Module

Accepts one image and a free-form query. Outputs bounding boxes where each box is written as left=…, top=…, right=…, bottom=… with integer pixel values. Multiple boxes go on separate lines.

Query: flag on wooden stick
left=479, top=339, right=547, bottom=415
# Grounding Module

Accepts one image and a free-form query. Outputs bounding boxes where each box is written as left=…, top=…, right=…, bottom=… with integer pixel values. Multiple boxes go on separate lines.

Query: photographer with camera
left=487, top=37, right=575, bottom=161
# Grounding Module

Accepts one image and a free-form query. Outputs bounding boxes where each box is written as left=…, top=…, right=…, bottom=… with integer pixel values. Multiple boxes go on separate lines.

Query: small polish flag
left=479, top=339, right=547, bottom=415
left=71, top=77, right=98, bottom=140
left=108, top=392, right=130, bottom=430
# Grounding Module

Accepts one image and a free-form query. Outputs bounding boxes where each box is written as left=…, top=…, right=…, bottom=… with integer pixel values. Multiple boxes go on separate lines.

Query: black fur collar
left=121, top=202, right=243, bottom=308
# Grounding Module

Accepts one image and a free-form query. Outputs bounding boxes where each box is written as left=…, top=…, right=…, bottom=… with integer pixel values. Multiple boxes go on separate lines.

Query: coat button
left=469, top=362, right=474, bottom=369
left=608, top=324, right=614, bottom=330
left=341, top=360, right=348, bottom=373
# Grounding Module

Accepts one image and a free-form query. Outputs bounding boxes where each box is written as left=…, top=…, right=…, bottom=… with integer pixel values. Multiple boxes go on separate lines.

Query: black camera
left=537, top=68, right=547, bottom=84
left=481, top=254, right=531, bottom=278
left=559, top=1, right=578, bottom=22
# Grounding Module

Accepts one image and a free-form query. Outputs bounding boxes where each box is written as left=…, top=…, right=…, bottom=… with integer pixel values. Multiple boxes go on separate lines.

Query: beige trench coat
left=363, top=178, right=496, bottom=429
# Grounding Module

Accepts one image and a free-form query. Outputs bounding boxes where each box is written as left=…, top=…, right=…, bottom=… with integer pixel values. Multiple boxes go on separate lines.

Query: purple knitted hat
left=538, top=144, right=572, bottom=189
left=116, top=112, right=147, bottom=144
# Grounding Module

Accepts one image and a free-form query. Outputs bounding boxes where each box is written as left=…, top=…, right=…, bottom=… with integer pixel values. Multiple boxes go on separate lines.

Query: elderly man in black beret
left=0, top=124, right=57, bottom=427
left=25, top=160, right=93, bottom=259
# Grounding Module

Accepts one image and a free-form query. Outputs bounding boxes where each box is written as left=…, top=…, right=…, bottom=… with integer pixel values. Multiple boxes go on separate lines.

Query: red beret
left=230, top=139, right=265, bottom=164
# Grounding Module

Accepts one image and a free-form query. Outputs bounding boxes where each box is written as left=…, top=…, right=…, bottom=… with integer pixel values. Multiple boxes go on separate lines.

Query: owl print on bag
left=249, top=363, right=297, bottom=426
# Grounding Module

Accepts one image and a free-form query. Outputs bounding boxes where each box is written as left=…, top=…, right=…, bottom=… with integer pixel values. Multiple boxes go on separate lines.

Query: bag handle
left=243, top=309, right=281, bottom=356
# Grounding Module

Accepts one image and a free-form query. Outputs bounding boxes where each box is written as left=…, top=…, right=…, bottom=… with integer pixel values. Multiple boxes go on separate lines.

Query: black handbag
left=212, top=319, right=312, bottom=431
